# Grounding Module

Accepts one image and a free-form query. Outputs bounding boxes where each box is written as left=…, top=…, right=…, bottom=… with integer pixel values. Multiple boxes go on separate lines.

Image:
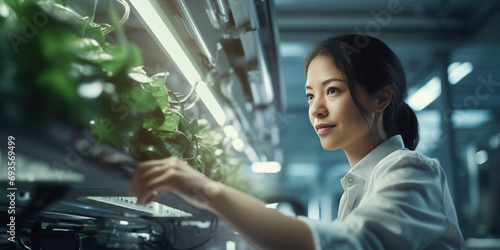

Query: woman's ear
left=374, top=87, right=392, bottom=113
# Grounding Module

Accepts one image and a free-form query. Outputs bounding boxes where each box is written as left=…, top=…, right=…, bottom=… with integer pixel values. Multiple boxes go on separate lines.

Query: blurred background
left=1, top=0, right=499, bottom=249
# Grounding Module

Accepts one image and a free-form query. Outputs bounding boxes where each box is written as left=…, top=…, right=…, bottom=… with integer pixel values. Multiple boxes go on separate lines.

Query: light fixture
left=474, top=150, right=488, bottom=165
left=128, top=0, right=226, bottom=126
left=251, top=161, right=281, bottom=173
left=226, top=241, right=236, bottom=250
left=78, top=80, right=104, bottom=99
left=407, top=76, right=442, bottom=111
left=265, top=203, right=278, bottom=209
left=232, top=138, right=245, bottom=152
left=407, top=62, right=474, bottom=111
left=223, top=125, right=238, bottom=139
left=448, top=62, right=473, bottom=85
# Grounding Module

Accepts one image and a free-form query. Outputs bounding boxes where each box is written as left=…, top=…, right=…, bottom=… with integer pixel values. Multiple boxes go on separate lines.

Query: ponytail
left=396, top=103, right=419, bottom=150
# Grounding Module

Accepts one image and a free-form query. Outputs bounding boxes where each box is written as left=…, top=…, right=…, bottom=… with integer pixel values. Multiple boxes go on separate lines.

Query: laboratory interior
left=1, top=0, right=499, bottom=249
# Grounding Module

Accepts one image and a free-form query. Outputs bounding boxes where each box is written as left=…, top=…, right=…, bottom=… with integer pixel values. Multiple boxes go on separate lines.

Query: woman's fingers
left=129, top=161, right=164, bottom=195
left=129, top=156, right=188, bottom=204
left=135, top=169, right=178, bottom=204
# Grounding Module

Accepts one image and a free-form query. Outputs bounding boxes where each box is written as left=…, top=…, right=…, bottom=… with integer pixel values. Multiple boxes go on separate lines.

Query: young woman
left=128, top=34, right=465, bottom=249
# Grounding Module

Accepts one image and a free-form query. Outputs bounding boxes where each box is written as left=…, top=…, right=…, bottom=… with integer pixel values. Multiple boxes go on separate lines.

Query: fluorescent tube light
left=196, top=81, right=227, bottom=126
left=448, top=62, right=473, bottom=85
left=407, top=76, right=441, bottom=111
left=223, top=125, right=238, bottom=139
left=129, top=0, right=226, bottom=126
left=407, top=62, right=473, bottom=111
left=232, top=138, right=245, bottom=152
left=265, top=203, right=278, bottom=209
left=251, top=161, right=281, bottom=173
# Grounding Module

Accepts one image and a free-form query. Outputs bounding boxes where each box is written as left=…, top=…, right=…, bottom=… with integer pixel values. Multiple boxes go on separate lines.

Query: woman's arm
left=128, top=156, right=315, bottom=250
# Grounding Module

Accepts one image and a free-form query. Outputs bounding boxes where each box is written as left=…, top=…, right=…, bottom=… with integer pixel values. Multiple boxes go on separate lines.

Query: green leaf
left=98, top=44, right=127, bottom=76
left=81, top=23, right=106, bottom=46
left=190, top=118, right=200, bottom=135
left=127, top=43, right=144, bottom=68
left=128, top=67, right=151, bottom=84
left=37, top=67, right=78, bottom=104
left=155, top=130, right=193, bottom=158
left=70, top=37, right=105, bottom=61
left=129, top=87, right=157, bottom=112
left=157, top=111, right=180, bottom=132
left=163, top=141, right=183, bottom=158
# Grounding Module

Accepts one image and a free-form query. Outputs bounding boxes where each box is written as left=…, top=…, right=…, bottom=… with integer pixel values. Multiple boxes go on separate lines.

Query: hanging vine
left=0, top=0, right=247, bottom=188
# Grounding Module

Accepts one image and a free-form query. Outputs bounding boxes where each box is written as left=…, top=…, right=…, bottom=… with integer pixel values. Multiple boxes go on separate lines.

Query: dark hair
left=305, top=34, right=419, bottom=150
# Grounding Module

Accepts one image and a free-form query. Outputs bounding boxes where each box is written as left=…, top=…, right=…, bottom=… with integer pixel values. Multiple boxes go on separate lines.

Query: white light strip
left=265, top=203, right=278, bottom=209
left=196, top=81, right=227, bottom=125
left=407, top=62, right=474, bottom=111
left=223, top=125, right=238, bottom=139
left=307, top=198, right=320, bottom=220
left=448, top=62, right=473, bottom=85
left=407, top=76, right=441, bottom=111
left=244, top=145, right=260, bottom=163
left=129, top=0, right=226, bottom=125
left=251, top=161, right=281, bottom=173
left=232, top=138, right=245, bottom=152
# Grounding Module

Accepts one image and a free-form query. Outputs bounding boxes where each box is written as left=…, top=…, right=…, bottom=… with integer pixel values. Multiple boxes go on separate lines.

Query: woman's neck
left=344, top=131, right=387, bottom=168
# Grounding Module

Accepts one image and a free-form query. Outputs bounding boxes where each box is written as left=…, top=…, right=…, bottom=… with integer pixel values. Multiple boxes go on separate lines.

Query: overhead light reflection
left=78, top=81, right=103, bottom=99
left=407, top=62, right=474, bottom=111
left=223, top=125, right=238, bottom=139
left=407, top=76, right=441, bottom=111
left=251, top=161, right=281, bottom=173
left=232, top=138, right=245, bottom=152
left=474, top=150, right=488, bottom=165
left=448, top=62, right=473, bottom=85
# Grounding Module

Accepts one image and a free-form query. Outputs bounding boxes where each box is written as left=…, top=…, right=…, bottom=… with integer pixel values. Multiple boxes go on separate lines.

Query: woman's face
left=306, top=55, right=374, bottom=151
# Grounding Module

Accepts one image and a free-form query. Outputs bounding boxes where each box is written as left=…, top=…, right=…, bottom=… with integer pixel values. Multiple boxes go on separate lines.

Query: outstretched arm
left=128, top=156, right=315, bottom=250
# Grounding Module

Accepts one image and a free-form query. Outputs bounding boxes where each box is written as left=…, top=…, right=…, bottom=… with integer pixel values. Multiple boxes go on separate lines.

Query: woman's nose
left=310, top=97, right=328, bottom=118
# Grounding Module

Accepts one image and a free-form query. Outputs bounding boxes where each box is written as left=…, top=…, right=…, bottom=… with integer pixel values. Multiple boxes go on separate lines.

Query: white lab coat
left=298, top=135, right=465, bottom=249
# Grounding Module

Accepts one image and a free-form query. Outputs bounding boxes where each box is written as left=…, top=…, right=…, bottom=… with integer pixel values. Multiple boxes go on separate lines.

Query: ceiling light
left=78, top=80, right=103, bottom=99
left=232, top=138, right=245, bottom=152
left=474, top=150, right=488, bottom=165
left=265, top=203, right=278, bottom=209
left=129, top=0, right=226, bottom=126
left=407, top=76, right=441, bottom=111
left=251, top=161, right=281, bottom=173
left=448, top=62, right=473, bottom=85
left=244, top=146, right=259, bottom=163
left=226, top=241, right=236, bottom=250
left=223, top=125, right=238, bottom=139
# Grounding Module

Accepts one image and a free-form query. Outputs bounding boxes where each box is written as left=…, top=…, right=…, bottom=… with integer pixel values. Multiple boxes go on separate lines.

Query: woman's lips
left=316, top=125, right=335, bottom=135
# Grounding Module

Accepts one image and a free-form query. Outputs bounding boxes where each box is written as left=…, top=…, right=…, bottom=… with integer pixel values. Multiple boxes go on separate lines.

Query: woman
left=128, top=34, right=465, bottom=249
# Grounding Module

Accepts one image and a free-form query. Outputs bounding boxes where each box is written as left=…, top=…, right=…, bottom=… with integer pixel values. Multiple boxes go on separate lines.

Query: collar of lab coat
left=344, top=135, right=405, bottom=183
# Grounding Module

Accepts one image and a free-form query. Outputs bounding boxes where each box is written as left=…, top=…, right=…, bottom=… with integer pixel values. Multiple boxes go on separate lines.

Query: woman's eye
left=327, top=87, right=339, bottom=95
left=306, top=94, right=313, bottom=101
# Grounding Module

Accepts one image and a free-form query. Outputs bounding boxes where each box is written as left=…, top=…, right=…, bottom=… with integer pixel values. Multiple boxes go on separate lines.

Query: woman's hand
left=128, top=156, right=222, bottom=208
left=129, top=157, right=315, bottom=250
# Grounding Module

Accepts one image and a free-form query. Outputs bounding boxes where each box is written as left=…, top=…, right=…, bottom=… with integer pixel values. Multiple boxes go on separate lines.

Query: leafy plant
left=0, top=0, right=246, bottom=187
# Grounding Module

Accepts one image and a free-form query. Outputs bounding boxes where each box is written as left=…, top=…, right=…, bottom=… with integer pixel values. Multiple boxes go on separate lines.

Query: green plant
left=0, top=0, right=246, bottom=188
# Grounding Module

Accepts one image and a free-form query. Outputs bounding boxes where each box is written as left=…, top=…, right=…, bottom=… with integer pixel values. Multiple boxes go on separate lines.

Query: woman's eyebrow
left=305, top=78, right=344, bottom=90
